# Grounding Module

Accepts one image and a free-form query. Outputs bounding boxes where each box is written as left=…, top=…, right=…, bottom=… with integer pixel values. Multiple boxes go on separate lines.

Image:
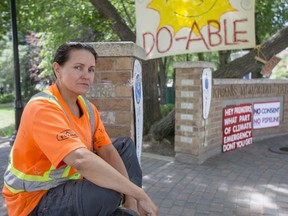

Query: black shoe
left=111, top=207, right=139, bottom=216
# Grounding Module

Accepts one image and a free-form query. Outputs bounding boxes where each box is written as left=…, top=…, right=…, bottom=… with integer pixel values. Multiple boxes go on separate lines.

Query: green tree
left=0, top=1, right=10, bottom=40
left=21, top=32, right=54, bottom=102
left=255, top=0, right=288, bottom=42
left=270, top=49, right=288, bottom=79
left=0, top=33, right=28, bottom=92
left=0, top=0, right=161, bottom=132
left=1, top=0, right=288, bottom=77
left=214, top=26, right=288, bottom=78
left=0, top=37, right=14, bottom=90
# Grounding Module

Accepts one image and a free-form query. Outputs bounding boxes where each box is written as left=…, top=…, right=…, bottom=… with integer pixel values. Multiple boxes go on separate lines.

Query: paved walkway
left=1, top=135, right=288, bottom=216
left=0, top=142, right=10, bottom=216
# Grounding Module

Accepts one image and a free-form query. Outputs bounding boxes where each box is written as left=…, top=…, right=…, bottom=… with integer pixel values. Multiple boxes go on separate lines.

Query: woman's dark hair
left=53, top=42, right=98, bottom=66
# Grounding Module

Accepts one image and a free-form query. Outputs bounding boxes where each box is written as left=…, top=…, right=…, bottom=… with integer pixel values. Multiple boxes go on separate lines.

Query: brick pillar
left=174, top=62, right=214, bottom=164
left=86, top=42, right=146, bottom=141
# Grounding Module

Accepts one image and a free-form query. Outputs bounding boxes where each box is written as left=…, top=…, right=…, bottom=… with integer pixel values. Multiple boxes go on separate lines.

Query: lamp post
left=9, top=0, right=24, bottom=145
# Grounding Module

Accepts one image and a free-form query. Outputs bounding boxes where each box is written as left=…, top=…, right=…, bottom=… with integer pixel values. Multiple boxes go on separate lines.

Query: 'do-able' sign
left=222, top=104, right=253, bottom=153
left=136, top=0, right=255, bottom=59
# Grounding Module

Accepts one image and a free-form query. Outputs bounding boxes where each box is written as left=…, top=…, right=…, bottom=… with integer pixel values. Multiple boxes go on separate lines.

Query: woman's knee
left=113, top=136, right=136, bottom=154
left=77, top=180, right=121, bottom=215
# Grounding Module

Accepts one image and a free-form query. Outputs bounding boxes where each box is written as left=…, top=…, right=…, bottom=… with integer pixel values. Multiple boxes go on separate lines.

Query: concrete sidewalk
left=1, top=135, right=288, bottom=215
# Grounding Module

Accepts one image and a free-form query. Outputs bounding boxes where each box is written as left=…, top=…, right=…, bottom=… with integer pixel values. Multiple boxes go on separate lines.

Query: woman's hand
left=137, top=193, right=159, bottom=216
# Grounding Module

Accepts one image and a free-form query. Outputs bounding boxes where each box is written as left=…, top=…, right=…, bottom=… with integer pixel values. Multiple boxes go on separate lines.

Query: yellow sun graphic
left=148, top=0, right=237, bottom=35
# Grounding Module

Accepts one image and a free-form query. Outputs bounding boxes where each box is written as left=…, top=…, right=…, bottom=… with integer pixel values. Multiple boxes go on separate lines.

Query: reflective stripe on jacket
left=4, top=90, right=95, bottom=193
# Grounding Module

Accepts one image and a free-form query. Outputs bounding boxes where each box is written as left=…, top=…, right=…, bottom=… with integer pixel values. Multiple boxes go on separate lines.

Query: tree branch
left=89, top=0, right=136, bottom=42
left=214, top=26, right=288, bottom=78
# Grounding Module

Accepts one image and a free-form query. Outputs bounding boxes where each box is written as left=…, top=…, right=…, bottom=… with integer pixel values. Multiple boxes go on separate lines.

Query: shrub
left=160, top=104, right=175, bottom=117
left=0, top=93, right=14, bottom=104
left=0, top=124, right=15, bottom=137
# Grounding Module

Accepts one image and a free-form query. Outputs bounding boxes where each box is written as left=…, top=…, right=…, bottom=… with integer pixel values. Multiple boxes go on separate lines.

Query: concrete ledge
left=175, top=152, right=204, bottom=164
left=174, top=61, right=216, bottom=69
left=175, top=146, right=221, bottom=165
left=142, top=152, right=174, bottom=162
left=87, top=42, right=146, bottom=60
left=214, top=78, right=288, bottom=85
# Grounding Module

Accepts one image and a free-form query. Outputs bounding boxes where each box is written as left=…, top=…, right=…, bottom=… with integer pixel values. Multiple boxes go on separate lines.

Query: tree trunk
left=90, top=0, right=162, bottom=133
left=147, top=109, right=175, bottom=142
left=218, top=50, right=231, bottom=67
left=142, top=59, right=162, bottom=134
left=158, top=58, right=167, bottom=104
left=214, top=26, right=288, bottom=78
left=89, top=0, right=135, bottom=42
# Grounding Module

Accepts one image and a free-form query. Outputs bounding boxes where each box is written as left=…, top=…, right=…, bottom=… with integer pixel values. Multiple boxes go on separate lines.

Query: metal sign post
left=9, top=0, right=24, bottom=145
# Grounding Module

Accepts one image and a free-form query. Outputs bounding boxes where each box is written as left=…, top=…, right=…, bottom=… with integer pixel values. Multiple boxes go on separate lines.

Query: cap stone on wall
left=87, top=42, right=146, bottom=60
left=174, top=61, right=215, bottom=69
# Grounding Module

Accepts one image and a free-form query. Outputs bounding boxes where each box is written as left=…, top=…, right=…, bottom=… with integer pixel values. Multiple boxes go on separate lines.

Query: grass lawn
left=0, top=104, right=15, bottom=137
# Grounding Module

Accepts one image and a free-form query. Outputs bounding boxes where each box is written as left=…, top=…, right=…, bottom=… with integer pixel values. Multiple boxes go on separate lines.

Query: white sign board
left=202, top=68, right=212, bottom=119
left=136, top=0, right=256, bottom=59
left=133, top=59, right=143, bottom=164
left=253, top=101, right=280, bottom=129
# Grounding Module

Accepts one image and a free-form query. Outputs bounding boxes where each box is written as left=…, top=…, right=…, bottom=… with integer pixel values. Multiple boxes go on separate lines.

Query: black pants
left=29, top=137, right=142, bottom=216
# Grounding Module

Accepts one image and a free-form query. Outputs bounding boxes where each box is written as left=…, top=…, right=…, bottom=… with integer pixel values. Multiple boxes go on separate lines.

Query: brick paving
left=141, top=135, right=288, bottom=216
left=1, top=134, right=288, bottom=215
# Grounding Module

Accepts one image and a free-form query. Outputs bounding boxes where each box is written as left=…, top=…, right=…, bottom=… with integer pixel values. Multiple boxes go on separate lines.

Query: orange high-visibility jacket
left=2, top=83, right=111, bottom=216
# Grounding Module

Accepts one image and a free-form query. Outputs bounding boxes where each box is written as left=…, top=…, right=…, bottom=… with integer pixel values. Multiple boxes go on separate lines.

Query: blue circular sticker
left=135, top=74, right=141, bottom=104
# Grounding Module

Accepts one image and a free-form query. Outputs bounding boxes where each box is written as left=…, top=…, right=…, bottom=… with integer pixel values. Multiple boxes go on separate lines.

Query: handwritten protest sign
left=136, top=0, right=256, bottom=59
left=222, top=104, right=253, bottom=153
left=253, top=101, right=280, bottom=129
left=260, top=56, right=281, bottom=77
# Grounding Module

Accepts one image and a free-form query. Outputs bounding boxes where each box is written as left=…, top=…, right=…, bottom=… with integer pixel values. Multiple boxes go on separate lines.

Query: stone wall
left=175, top=61, right=288, bottom=164
left=85, top=43, right=288, bottom=164
left=86, top=42, right=145, bottom=141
